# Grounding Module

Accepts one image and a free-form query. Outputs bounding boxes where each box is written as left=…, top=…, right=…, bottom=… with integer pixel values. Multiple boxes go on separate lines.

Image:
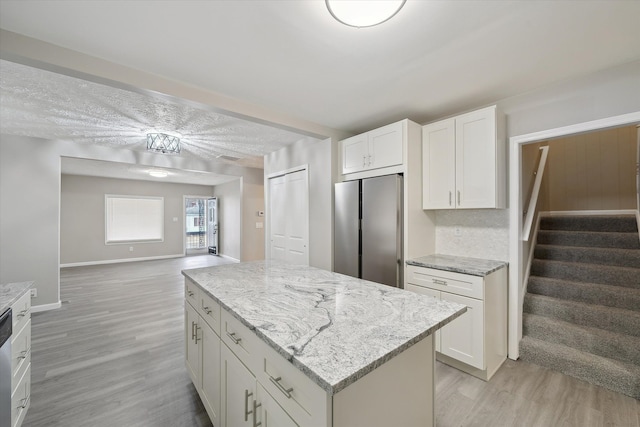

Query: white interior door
left=268, top=168, right=309, bottom=265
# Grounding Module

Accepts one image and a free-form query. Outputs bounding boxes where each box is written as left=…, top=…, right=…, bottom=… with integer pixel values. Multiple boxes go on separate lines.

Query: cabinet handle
left=194, top=325, right=201, bottom=344
left=226, top=331, right=242, bottom=345
left=19, top=395, right=30, bottom=409
left=18, top=347, right=31, bottom=360
left=449, top=191, right=452, bottom=206
left=368, top=154, right=372, bottom=166
left=187, top=290, right=194, bottom=297
left=269, top=375, right=294, bottom=399
left=432, top=278, right=448, bottom=286
left=363, top=155, right=367, bottom=167
left=191, top=321, right=196, bottom=341
left=244, top=390, right=253, bottom=421
left=457, top=190, right=461, bottom=206
left=203, top=306, right=212, bottom=315
left=17, top=309, right=28, bottom=319
left=253, top=399, right=262, bottom=427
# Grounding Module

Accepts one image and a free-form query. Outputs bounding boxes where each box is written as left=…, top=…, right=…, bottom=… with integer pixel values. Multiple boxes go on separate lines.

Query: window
left=105, top=195, right=164, bottom=244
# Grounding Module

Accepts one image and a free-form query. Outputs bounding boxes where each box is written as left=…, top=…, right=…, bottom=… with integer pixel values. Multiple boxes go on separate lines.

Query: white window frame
left=105, top=195, right=164, bottom=244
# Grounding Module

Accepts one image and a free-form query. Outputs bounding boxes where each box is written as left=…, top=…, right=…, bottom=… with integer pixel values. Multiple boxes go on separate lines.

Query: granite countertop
left=0, top=281, right=33, bottom=314
left=182, top=260, right=466, bottom=395
left=406, top=254, right=508, bottom=277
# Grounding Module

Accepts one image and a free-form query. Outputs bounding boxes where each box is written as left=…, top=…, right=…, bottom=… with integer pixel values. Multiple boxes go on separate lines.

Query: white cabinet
left=10, top=289, right=31, bottom=427
left=221, top=344, right=257, bottom=427
left=422, top=105, right=505, bottom=209
left=406, top=264, right=507, bottom=380
left=341, top=121, right=404, bottom=175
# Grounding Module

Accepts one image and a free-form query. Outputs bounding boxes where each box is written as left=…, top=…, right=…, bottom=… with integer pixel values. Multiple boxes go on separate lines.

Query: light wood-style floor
left=24, top=256, right=639, bottom=427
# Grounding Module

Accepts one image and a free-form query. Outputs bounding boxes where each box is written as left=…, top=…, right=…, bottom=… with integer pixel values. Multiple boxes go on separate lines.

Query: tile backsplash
left=435, top=209, right=509, bottom=262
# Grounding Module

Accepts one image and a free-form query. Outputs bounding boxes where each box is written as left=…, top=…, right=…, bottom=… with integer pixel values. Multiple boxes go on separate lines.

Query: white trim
left=266, top=164, right=308, bottom=180
left=522, top=146, right=549, bottom=241
left=60, top=253, right=184, bottom=268
left=32, top=301, right=62, bottom=313
left=218, top=254, right=240, bottom=263
left=543, top=209, right=637, bottom=216
left=508, top=110, right=640, bottom=361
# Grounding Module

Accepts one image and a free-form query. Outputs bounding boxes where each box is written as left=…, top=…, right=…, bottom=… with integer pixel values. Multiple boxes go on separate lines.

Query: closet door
left=268, top=169, right=309, bottom=265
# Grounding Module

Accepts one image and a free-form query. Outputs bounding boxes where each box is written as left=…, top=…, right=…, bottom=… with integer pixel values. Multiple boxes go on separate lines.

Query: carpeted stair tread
left=527, top=276, right=640, bottom=312
left=523, top=313, right=640, bottom=365
left=519, top=336, right=640, bottom=399
left=530, top=259, right=640, bottom=289
left=540, top=215, right=638, bottom=233
left=534, top=244, right=640, bottom=268
left=523, top=293, right=640, bottom=337
left=537, top=229, right=640, bottom=249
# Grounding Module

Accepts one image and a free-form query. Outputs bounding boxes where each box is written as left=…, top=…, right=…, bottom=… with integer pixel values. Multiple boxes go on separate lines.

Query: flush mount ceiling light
left=326, top=0, right=406, bottom=28
left=148, top=169, right=168, bottom=178
left=146, top=132, right=181, bottom=154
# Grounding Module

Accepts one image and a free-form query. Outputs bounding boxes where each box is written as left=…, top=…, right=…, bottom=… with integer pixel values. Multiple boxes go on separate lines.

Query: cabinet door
left=185, top=302, right=200, bottom=387
left=405, top=284, right=441, bottom=352
left=439, top=292, right=484, bottom=369
left=221, top=344, right=256, bottom=427
left=257, top=384, right=299, bottom=427
left=368, top=121, right=403, bottom=170
left=342, top=133, right=369, bottom=174
left=455, top=106, right=497, bottom=208
left=200, top=323, right=221, bottom=427
left=422, top=118, right=456, bottom=209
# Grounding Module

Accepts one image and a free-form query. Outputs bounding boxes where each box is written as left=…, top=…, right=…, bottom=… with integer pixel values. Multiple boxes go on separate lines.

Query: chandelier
left=146, top=133, right=181, bottom=154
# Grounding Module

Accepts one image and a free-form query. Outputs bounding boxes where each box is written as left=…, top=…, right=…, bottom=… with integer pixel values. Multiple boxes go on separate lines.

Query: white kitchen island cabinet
left=183, top=260, right=465, bottom=427
left=422, top=105, right=506, bottom=209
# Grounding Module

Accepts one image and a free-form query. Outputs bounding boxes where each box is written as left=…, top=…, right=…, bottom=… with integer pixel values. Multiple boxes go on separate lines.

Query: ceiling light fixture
left=146, top=132, right=181, bottom=154
left=326, top=0, right=406, bottom=28
left=148, top=169, right=168, bottom=178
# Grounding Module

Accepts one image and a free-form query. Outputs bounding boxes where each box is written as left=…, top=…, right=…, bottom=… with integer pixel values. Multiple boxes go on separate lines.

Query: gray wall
left=213, top=179, right=241, bottom=261
left=60, top=174, right=214, bottom=264
left=264, top=137, right=333, bottom=270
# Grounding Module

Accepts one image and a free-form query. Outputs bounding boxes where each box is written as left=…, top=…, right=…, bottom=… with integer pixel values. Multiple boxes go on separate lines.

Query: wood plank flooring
left=23, top=256, right=639, bottom=427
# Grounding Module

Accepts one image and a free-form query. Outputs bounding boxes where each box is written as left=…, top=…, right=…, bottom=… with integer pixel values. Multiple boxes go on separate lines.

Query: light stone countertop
left=407, top=254, right=508, bottom=277
left=182, top=260, right=466, bottom=395
left=0, top=281, right=32, bottom=314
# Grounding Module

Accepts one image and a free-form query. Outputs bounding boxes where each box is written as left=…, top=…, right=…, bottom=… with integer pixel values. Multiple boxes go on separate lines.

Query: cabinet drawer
left=11, top=362, right=30, bottom=427
left=407, top=265, right=483, bottom=299
left=11, top=319, right=31, bottom=392
left=185, top=279, right=199, bottom=307
left=259, top=343, right=327, bottom=427
left=198, top=291, right=221, bottom=335
left=11, top=291, right=30, bottom=337
left=221, top=310, right=261, bottom=374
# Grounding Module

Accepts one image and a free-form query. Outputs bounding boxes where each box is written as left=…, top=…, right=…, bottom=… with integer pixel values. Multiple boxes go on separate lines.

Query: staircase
left=520, top=214, right=640, bottom=399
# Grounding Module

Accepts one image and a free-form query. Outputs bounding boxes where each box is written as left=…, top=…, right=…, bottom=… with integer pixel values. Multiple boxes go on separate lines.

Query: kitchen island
left=182, top=260, right=466, bottom=427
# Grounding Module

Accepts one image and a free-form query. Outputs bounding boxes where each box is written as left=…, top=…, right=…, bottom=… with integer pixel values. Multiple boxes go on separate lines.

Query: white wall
left=60, top=174, right=215, bottom=264
left=264, top=137, right=333, bottom=270
left=213, top=179, right=241, bottom=261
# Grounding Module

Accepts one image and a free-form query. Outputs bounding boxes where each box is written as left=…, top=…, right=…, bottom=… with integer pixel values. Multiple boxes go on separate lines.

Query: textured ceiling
left=0, top=60, right=316, bottom=169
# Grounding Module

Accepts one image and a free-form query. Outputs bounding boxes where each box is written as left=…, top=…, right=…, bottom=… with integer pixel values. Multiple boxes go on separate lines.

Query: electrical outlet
left=30, top=288, right=37, bottom=298
left=454, top=227, right=462, bottom=236
left=129, top=246, right=134, bottom=252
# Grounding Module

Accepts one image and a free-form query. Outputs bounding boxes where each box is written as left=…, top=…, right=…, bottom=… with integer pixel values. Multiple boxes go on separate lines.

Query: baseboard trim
left=542, top=210, right=637, bottom=217
left=32, top=301, right=62, bottom=313
left=60, top=253, right=185, bottom=268
left=218, top=254, right=240, bottom=263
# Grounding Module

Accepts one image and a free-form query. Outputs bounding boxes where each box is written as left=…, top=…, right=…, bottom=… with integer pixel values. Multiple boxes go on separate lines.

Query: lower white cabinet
left=406, top=264, right=506, bottom=380
left=11, top=289, right=31, bottom=427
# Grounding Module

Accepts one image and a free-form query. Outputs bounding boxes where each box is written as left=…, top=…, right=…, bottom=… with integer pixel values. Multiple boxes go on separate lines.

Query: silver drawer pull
left=253, top=399, right=262, bottom=427
left=432, top=278, right=448, bottom=286
left=269, top=375, right=294, bottom=399
left=194, top=325, right=201, bottom=344
left=17, top=309, right=28, bottom=319
left=226, top=332, right=242, bottom=345
left=18, top=347, right=31, bottom=360
left=19, top=395, right=30, bottom=409
left=191, top=321, right=196, bottom=340
left=203, top=306, right=212, bottom=315
left=244, top=390, right=253, bottom=421
left=187, top=290, right=194, bottom=297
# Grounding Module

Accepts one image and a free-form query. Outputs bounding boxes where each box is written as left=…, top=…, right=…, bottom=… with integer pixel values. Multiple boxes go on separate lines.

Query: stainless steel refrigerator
left=334, top=174, right=403, bottom=288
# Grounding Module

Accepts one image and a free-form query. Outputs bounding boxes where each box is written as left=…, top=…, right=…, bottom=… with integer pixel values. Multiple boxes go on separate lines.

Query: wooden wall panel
left=546, top=125, right=637, bottom=212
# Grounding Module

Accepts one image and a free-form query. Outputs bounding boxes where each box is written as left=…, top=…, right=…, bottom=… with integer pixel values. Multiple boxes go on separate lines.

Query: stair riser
left=530, top=260, right=640, bottom=289
left=524, top=295, right=640, bottom=337
left=522, top=315, right=640, bottom=365
left=540, top=216, right=638, bottom=233
left=519, top=339, right=640, bottom=399
left=527, top=278, right=640, bottom=312
left=534, top=246, right=640, bottom=269
left=537, top=230, right=640, bottom=249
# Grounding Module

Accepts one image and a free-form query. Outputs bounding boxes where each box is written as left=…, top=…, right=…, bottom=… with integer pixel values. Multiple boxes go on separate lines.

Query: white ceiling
left=1, top=1, right=640, bottom=182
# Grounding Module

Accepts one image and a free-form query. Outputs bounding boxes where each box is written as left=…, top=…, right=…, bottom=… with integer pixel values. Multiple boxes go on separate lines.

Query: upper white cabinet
left=422, top=105, right=505, bottom=209
left=341, top=121, right=404, bottom=175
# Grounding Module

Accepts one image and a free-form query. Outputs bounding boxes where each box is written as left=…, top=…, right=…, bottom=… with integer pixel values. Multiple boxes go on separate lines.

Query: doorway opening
left=185, top=197, right=218, bottom=256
